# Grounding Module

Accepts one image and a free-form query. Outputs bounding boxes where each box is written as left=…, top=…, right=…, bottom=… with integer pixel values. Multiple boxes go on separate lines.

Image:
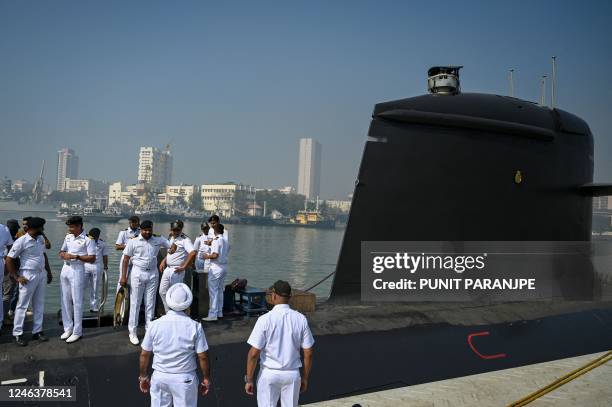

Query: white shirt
left=116, top=227, right=140, bottom=246
left=247, top=304, right=315, bottom=370
left=60, top=231, right=97, bottom=264
left=0, top=224, right=13, bottom=258
left=166, top=234, right=195, bottom=267
left=207, top=228, right=229, bottom=243
left=7, top=233, right=45, bottom=272
left=94, top=239, right=110, bottom=264
left=141, top=309, right=209, bottom=374
left=193, top=234, right=212, bottom=263
left=123, top=235, right=170, bottom=269
left=209, top=236, right=229, bottom=273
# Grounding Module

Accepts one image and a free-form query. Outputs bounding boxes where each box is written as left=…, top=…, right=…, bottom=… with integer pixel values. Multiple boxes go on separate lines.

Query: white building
left=278, top=185, right=296, bottom=195
left=201, top=183, right=255, bottom=218
left=62, top=178, right=106, bottom=195
left=11, top=179, right=33, bottom=193
left=137, top=146, right=173, bottom=192
left=325, top=199, right=352, bottom=213
left=57, top=148, right=79, bottom=191
left=297, top=138, right=321, bottom=199
left=108, top=182, right=148, bottom=207
left=157, top=185, right=196, bottom=206
left=593, top=196, right=612, bottom=212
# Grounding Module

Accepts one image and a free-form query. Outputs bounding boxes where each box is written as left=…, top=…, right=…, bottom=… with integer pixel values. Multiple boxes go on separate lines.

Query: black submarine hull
left=331, top=93, right=601, bottom=300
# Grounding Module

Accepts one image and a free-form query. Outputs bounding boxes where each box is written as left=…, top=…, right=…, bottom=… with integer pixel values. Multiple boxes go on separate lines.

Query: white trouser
left=117, top=254, right=133, bottom=293
left=257, top=368, right=301, bottom=407
left=60, top=263, right=84, bottom=336
left=12, top=269, right=46, bottom=337
left=159, top=266, right=185, bottom=312
left=150, top=370, right=198, bottom=407
left=128, top=266, right=158, bottom=336
left=195, top=257, right=210, bottom=273
left=207, top=267, right=226, bottom=318
left=84, top=262, right=102, bottom=311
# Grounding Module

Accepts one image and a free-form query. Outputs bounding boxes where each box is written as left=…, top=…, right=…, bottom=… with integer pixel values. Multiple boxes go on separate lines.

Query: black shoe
left=32, top=332, right=48, bottom=342
left=15, top=335, right=27, bottom=347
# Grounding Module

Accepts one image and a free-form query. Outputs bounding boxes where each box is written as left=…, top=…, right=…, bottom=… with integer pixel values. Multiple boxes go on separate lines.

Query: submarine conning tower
left=328, top=66, right=612, bottom=302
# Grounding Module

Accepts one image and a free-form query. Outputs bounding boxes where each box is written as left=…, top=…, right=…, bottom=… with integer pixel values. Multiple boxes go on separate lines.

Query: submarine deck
left=1, top=300, right=611, bottom=406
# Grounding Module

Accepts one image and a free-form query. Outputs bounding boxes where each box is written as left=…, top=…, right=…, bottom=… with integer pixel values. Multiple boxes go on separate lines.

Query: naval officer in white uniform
left=115, top=215, right=140, bottom=292
left=84, top=228, right=109, bottom=312
left=192, top=223, right=211, bottom=273
left=245, top=280, right=315, bottom=407
left=201, top=224, right=228, bottom=322
left=206, top=215, right=229, bottom=244
left=139, top=283, right=211, bottom=407
left=59, top=216, right=97, bottom=343
left=158, top=220, right=196, bottom=312
left=121, top=220, right=170, bottom=345
left=5, top=217, right=53, bottom=346
left=0, top=221, right=14, bottom=329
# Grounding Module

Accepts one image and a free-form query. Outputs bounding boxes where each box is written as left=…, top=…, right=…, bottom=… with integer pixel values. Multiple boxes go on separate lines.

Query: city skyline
left=1, top=1, right=612, bottom=200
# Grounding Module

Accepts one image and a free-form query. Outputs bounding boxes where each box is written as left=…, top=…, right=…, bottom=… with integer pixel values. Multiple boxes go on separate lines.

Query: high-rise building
left=137, top=145, right=173, bottom=192
left=297, top=138, right=321, bottom=199
left=56, top=148, right=79, bottom=191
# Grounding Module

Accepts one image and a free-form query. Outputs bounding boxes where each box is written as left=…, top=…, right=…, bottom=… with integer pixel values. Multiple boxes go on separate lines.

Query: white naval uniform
left=123, top=235, right=170, bottom=335
left=207, top=228, right=229, bottom=246
left=8, top=234, right=46, bottom=337
left=207, top=236, right=229, bottom=319
left=159, top=234, right=195, bottom=312
left=247, top=304, right=315, bottom=407
left=84, top=238, right=109, bottom=311
left=60, top=232, right=97, bottom=337
left=0, top=224, right=14, bottom=327
left=116, top=227, right=140, bottom=292
left=141, top=309, right=209, bottom=407
left=192, top=234, right=211, bottom=273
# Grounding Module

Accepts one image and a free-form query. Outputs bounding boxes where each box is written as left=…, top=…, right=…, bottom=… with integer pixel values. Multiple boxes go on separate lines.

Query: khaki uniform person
left=139, top=283, right=211, bottom=407
left=59, top=216, right=97, bottom=344
left=245, top=280, right=314, bottom=407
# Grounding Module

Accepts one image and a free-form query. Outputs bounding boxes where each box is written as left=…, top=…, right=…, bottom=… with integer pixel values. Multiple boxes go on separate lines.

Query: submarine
left=1, top=67, right=611, bottom=406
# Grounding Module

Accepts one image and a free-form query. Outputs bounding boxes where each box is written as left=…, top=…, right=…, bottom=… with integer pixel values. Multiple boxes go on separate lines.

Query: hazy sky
left=1, top=0, right=611, bottom=199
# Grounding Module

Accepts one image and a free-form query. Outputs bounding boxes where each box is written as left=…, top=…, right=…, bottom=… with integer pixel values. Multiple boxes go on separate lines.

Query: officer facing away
left=245, top=280, right=315, bottom=407
left=139, top=283, right=211, bottom=407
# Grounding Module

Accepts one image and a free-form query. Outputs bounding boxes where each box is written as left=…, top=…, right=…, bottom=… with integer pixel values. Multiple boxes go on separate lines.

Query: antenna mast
left=551, top=56, right=557, bottom=108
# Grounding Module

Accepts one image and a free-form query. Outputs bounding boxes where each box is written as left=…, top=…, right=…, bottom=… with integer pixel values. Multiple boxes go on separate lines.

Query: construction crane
left=31, top=160, right=45, bottom=203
